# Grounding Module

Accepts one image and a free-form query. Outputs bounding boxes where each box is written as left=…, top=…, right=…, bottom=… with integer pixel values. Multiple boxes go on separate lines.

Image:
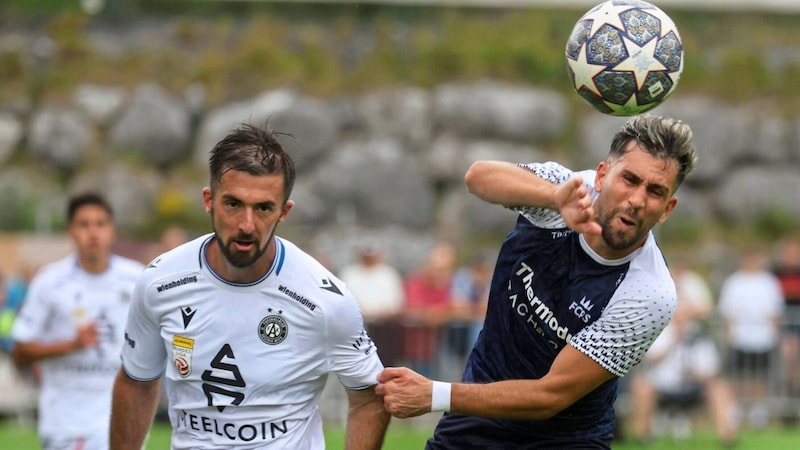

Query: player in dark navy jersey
left=376, top=114, right=697, bottom=449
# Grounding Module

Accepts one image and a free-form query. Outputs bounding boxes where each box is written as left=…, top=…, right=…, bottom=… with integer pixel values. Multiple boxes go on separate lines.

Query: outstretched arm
left=12, top=323, right=98, bottom=366
left=344, top=385, right=391, bottom=450
left=110, top=369, right=161, bottom=450
left=377, top=344, right=615, bottom=420
left=464, top=161, right=601, bottom=235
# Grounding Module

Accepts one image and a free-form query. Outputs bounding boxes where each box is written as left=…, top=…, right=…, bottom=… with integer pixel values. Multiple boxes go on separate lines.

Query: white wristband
left=430, top=381, right=452, bottom=412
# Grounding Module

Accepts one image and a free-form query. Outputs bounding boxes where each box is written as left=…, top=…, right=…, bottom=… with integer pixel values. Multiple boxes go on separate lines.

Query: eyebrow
left=621, top=169, right=670, bottom=196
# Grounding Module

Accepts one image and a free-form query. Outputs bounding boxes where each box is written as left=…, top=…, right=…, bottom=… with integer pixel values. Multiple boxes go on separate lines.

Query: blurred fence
left=2, top=310, right=797, bottom=432
left=320, top=311, right=800, bottom=430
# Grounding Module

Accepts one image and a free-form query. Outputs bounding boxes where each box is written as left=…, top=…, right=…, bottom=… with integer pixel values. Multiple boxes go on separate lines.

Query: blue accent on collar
left=200, top=235, right=282, bottom=287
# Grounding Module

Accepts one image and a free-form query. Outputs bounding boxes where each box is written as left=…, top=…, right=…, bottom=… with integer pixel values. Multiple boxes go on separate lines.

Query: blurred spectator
left=771, top=235, right=800, bottom=421
left=402, top=242, right=457, bottom=377
left=629, top=261, right=738, bottom=446
left=718, top=247, right=785, bottom=429
left=447, top=250, right=494, bottom=364
left=144, top=225, right=189, bottom=264
left=0, top=269, right=38, bottom=425
left=10, top=192, right=145, bottom=449
left=339, top=241, right=405, bottom=367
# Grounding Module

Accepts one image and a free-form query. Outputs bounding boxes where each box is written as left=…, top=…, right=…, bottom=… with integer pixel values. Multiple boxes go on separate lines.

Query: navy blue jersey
left=428, top=162, right=676, bottom=449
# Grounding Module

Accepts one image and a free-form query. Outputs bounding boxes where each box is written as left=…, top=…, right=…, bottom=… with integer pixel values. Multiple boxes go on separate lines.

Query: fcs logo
left=568, top=296, right=595, bottom=323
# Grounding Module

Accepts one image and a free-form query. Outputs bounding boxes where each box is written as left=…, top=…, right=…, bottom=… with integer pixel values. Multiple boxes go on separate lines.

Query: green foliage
left=6, top=6, right=800, bottom=111
left=751, top=207, right=799, bottom=241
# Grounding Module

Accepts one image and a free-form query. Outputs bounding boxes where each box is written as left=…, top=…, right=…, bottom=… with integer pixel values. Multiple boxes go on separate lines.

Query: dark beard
left=598, top=209, right=647, bottom=251
left=209, top=206, right=270, bottom=268
left=215, top=235, right=267, bottom=268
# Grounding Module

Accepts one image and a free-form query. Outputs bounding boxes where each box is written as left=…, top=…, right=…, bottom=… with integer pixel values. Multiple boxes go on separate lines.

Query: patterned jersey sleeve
left=511, top=162, right=597, bottom=229
left=570, top=272, right=676, bottom=377
left=120, top=270, right=168, bottom=381
left=324, top=289, right=384, bottom=390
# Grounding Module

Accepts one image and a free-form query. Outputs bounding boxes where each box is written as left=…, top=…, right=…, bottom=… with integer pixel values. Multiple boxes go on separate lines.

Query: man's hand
left=375, top=367, right=433, bottom=418
left=553, top=177, right=602, bottom=235
left=74, top=322, right=99, bottom=349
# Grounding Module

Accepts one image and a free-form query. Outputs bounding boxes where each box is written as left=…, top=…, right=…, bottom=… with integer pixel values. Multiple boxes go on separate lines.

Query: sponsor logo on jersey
left=258, top=311, right=288, bottom=345
left=157, top=275, right=198, bottom=293
left=172, top=335, right=195, bottom=378
left=512, top=261, right=573, bottom=348
left=320, top=278, right=343, bottom=295
left=124, top=331, right=136, bottom=349
left=181, top=306, right=197, bottom=329
left=278, top=284, right=317, bottom=311
left=568, top=296, right=595, bottom=323
left=176, top=411, right=289, bottom=442
left=352, top=329, right=375, bottom=355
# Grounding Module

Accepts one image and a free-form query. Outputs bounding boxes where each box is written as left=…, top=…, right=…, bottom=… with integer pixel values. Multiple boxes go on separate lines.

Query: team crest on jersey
left=172, top=335, right=194, bottom=378
left=258, top=313, right=288, bottom=345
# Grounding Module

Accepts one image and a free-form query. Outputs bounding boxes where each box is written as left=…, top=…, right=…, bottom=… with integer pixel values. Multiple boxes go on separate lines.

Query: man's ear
left=202, top=187, right=212, bottom=214
left=278, top=199, right=294, bottom=223
left=594, top=161, right=609, bottom=192
left=659, top=196, right=679, bottom=224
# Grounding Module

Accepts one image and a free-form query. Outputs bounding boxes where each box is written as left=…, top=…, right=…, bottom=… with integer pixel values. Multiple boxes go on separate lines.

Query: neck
left=79, top=255, right=110, bottom=274
left=582, top=233, right=645, bottom=261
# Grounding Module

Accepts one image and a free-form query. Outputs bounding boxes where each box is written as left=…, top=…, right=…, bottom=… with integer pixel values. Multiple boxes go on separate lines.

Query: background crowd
left=2, top=228, right=799, bottom=443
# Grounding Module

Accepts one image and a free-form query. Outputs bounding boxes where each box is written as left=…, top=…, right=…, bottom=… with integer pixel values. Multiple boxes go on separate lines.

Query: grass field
left=2, top=420, right=799, bottom=449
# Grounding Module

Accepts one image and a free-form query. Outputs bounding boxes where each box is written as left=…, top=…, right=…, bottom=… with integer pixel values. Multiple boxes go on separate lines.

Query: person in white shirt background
left=11, top=192, right=144, bottom=450
left=718, top=247, right=785, bottom=429
left=339, top=241, right=405, bottom=367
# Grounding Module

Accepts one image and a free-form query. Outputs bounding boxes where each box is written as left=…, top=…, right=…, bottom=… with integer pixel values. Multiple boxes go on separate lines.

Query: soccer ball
left=565, top=0, right=683, bottom=116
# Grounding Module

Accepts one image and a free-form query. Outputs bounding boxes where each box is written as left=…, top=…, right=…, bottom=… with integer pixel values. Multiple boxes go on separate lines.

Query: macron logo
left=320, top=278, right=342, bottom=295
left=181, top=306, right=196, bottom=329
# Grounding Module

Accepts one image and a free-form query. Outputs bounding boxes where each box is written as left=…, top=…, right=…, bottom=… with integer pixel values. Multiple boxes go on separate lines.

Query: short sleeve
left=324, top=292, right=384, bottom=390
left=510, top=162, right=597, bottom=230
left=571, top=293, right=676, bottom=378
left=120, top=275, right=167, bottom=381
left=10, top=275, right=50, bottom=342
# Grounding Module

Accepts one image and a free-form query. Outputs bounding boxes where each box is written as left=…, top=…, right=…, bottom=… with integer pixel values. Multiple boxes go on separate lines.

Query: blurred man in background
left=718, top=247, right=784, bottom=429
left=10, top=192, right=144, bottom=450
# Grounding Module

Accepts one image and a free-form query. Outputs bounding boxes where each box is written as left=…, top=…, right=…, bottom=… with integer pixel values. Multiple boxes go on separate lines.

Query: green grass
left=2, top=419, right=799, bottom=449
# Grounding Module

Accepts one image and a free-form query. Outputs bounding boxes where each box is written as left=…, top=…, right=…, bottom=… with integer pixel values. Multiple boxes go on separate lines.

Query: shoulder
left=110, top=254, right=145, bottom=275
left=276, top=237, right=356, bottom=303
left=144, top=234, right=209, bottom=272
left=624, top=237, right=675, bottom=297
left=28, top=256, right=75, bottom=287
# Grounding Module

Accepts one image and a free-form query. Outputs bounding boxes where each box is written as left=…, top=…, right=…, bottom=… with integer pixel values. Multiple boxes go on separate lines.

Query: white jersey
left=121, top=234, right=383, bottom=450
left=11, top=254, right=144, bottom=442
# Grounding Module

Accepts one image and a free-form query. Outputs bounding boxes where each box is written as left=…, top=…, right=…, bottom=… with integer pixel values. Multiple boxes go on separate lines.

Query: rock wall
left=2, top=78, right=799, bottom=273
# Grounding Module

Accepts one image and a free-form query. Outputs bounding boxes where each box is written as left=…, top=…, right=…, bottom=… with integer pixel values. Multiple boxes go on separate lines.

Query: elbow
left=464, top=161, right=490, bottom=195
left=10, top=346, right=28, bottom=367
left=536, top=404, right=567, bottom=420
left=530, top=394, right=572, bottom=420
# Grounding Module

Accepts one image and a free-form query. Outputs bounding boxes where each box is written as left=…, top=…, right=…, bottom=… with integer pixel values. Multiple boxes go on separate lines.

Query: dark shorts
left=424, top=414, right=613, bottom=450
left=726, top=349, right=772, bottom=378
left=785, top=304, right=800, bottom=336
left=658, top=382, right=704, bottom=409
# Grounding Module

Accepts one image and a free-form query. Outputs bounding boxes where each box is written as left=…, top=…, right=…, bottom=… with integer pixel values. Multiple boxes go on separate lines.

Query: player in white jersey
left=11, top=192, right=144, bottom=450
left=376, top=115, right=698, bottom=448
left=110, top=122, right=390, bottom=450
